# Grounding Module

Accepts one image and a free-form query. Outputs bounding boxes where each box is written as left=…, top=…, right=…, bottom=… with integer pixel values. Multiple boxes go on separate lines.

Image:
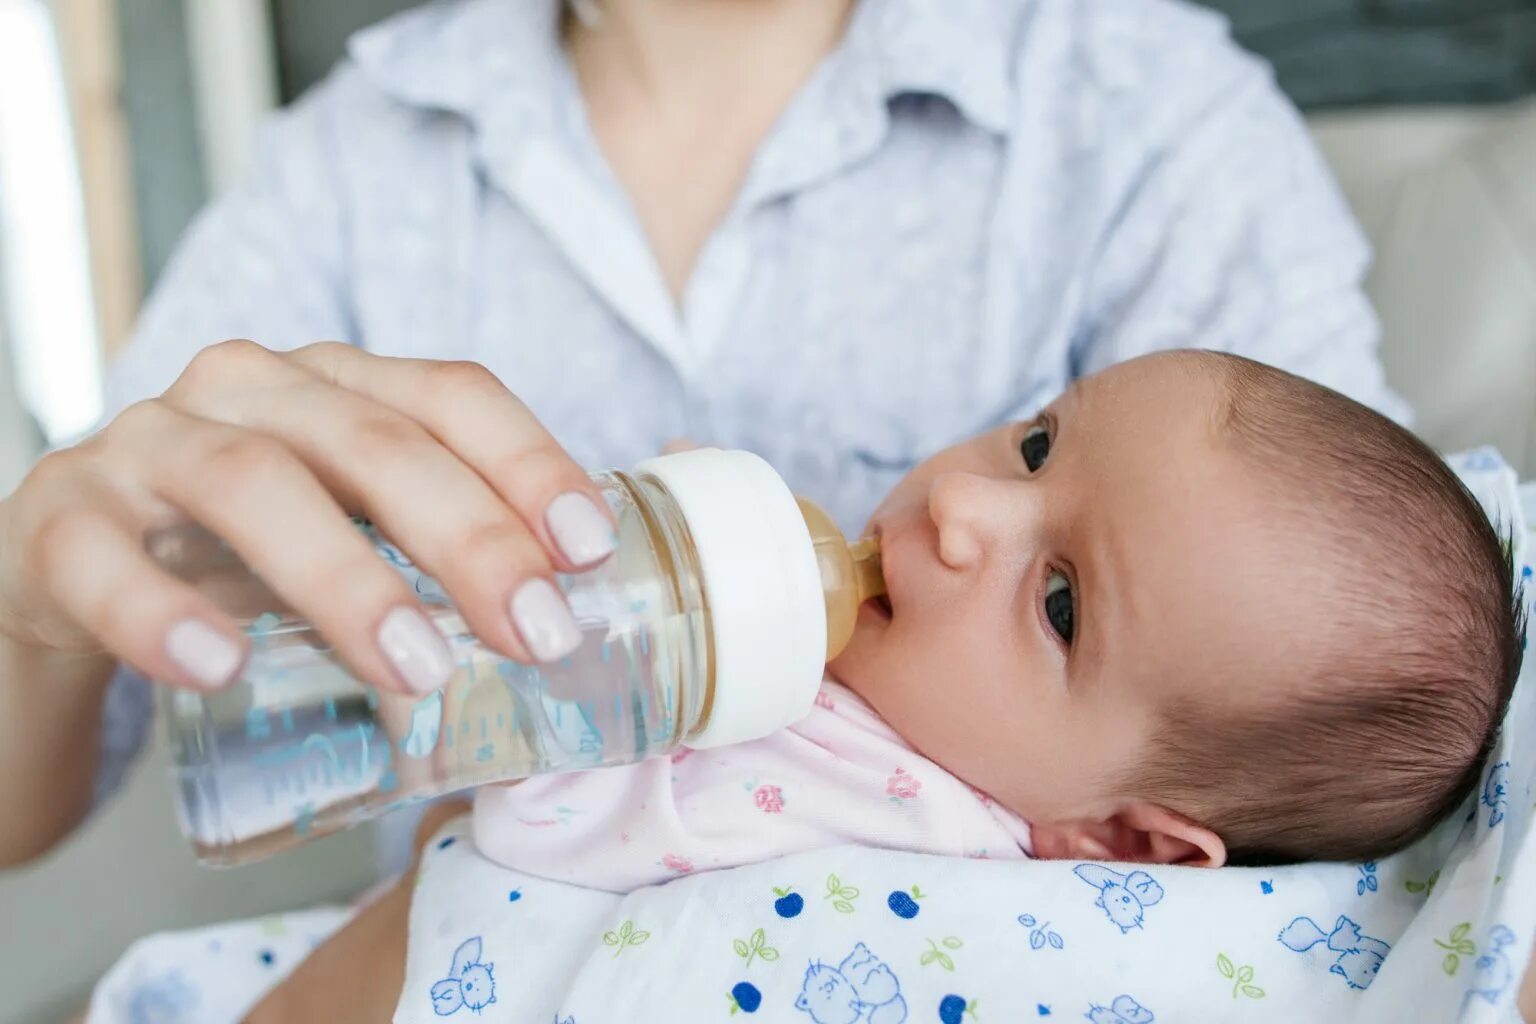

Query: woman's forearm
left=0, top=636, right=117, bottom=868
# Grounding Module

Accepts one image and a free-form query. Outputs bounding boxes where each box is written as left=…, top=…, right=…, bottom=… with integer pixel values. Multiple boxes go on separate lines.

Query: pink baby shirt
left=472, top=680, right=1032, bottom=892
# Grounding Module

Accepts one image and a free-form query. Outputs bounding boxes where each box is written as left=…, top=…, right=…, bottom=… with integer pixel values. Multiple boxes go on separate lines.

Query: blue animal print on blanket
left=1466, top=925, right=1518, bottom=1007
left=1072, top=865, right=1164, bottom=933
left=127, top=969, right=198, bottom=1024
left=1084, top=994, right=1154, bottom=1023
left=1277, top=915, right=1390, bottom=990
left=1483, top=762, right=1510, bottom=827
left=794, top=942, right=908, bottom=1024
left=430, top=937, right=497, bottom=1015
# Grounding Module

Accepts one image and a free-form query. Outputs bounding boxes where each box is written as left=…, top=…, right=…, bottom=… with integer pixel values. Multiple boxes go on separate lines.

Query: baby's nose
left=927, top=472, right=1030, bottom=570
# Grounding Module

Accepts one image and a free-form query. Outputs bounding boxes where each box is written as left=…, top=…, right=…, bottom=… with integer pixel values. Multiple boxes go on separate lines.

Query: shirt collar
left=348, top=0, right=1020, bottom=138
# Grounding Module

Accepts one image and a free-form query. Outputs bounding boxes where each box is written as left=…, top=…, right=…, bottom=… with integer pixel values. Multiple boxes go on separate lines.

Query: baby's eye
left=1020, top=423, right=1051, bottom=472
left=1044, top=570, right=1074, bottom=645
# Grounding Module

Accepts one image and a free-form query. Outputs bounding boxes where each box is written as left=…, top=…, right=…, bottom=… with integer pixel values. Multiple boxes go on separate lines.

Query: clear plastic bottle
left=154, top=449, right=884, bottom=865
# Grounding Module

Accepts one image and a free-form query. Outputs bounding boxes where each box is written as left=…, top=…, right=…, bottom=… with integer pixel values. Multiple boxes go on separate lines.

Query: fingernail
left=510, top=578, right=582, bottom=662
left=377, top=607, right=455, bottom=695
left=545, top=492, right=617, bottom=567
left=166, top=619, right=244, bottom=689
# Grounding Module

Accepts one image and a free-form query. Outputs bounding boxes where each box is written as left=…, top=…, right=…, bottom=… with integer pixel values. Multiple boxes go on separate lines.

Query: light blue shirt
left=94, top=0, right=1406, bottom=805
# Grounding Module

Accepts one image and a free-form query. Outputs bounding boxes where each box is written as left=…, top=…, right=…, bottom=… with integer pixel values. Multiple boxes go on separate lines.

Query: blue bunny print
left=1277, top=914, right=1390, bottom=990
left=1084, top=994, right=1154, bottom=1024
left=1482, top=761, right=1510, bottom=827
left=430, top=937, right=497, bottom=1016
left=1073, top=865, right=1164, bottom=933
left=794, top=942, right=908, bottom=1024
left=1466, top=925, right=1518, bottom=1007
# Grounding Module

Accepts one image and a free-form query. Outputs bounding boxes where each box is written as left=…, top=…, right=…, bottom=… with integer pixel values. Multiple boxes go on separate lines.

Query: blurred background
left=0, top=1, right=1534, bottom=1021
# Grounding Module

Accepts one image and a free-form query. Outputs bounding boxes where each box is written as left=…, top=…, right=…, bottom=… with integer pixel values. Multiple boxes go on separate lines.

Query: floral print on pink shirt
left=754, top=785, right=785, bottom=814
left=887, top=767, right=922, bottom=802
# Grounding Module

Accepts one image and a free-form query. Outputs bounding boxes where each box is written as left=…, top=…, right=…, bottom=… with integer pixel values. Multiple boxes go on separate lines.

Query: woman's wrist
left=0, top=634, right=119, bottom=867
left=0, top=629, right=117, bottom=703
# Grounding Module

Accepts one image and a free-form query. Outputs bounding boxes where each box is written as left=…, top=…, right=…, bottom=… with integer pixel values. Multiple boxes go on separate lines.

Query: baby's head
left=833, top=351, right=1523, bottom=866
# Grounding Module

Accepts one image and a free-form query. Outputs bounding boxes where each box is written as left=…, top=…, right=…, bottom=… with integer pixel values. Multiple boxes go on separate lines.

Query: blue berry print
left=938, top=994, right=971, bottom=1023
left=773, top=887, right=804, bottom=918
left=731, top=981, right=762, bottom=1014
left=888, top=885, right=925, bottom=919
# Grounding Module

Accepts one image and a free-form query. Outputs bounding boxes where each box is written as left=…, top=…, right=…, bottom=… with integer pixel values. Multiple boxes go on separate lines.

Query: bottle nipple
left=795, top=498, right=887, bottom=660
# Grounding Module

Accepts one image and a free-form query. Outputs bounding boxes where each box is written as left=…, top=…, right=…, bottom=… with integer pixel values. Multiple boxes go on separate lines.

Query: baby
left=228, top=348, right=1524, bottom=1021
left=472, top=349, right=1524, bottom=886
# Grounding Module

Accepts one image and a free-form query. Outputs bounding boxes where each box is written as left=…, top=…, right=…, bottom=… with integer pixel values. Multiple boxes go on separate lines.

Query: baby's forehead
left=1105, top=502, right=1331, bottom=703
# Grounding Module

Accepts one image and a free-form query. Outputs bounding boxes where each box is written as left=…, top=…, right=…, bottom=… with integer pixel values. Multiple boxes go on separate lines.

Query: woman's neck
left=561, top=0, right=858, bottom=303
left=565, top=0, right=856, bottom=124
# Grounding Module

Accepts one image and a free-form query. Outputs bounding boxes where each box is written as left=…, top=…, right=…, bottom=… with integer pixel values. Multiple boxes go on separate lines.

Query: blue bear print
left=1277, top=915, right=1390, bottom=990
left=430, top=937, right=497, bottom=1015
left=794, top=942, right=908, bottom=1024
left=1482, top=761, right=1509, bottom=827
left=1466, top=925, right=1518, bottom=1007
left=1072, top=865, right=1164, bottom=933
left=1084, top=995, right=1154, bottom=1024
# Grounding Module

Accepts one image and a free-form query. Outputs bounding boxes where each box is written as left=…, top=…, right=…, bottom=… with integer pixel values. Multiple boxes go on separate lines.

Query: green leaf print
left=602, top=919, right=651, bottom=957
left=733, top=927, right=780, bottom=968
left=921, top=937, right=964, bottom=971
left=825, top=873, right=861, bottom=914
left=1216, top=952, right=1266, bottom=999
left=1433, top=922, right=1477, bottom=975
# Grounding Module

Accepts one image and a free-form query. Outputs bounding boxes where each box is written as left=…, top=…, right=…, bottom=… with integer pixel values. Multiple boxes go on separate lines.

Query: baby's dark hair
left=1135, top=352, right=1524, bottom=865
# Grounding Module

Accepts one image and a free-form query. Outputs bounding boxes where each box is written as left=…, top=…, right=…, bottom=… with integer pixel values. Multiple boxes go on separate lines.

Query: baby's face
left=831, top=354, right=1311, bottom=856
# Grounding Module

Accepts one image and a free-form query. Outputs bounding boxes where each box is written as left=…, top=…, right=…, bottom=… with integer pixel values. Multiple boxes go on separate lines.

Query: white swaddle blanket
left=87, top=451, right=1535, bottom=1024
left=390, top=449, right=1534, bottom=1023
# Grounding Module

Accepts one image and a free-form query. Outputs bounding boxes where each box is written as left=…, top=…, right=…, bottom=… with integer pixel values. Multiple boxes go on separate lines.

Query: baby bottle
left=153, top=449, right=885, bottom=865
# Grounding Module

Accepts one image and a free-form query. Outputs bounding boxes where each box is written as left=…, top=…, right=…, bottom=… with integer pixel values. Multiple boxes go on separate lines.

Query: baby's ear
left=1030, top=803, right=1226, bottom=867
left=1109, top=802, right=1226, bottom=867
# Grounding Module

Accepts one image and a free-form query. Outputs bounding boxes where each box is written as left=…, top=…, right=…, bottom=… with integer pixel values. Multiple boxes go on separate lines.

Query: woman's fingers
left=285, top=344, right=616, bottom=571
left=171, top=359, right=583, bottom=665
left=5, top=339, right=611, bottom=697
left=111, top=400, right=454, bottom=695
left=26, top=486, right=248, bottom=690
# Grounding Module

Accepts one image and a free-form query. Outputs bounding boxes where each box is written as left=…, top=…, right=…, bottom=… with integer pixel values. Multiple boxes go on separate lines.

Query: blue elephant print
left=1466, top=925, right=1518, bottom=1007
left=1482, top=761, right=1510, bottom=827
left=430, top=937, right=497, bottom=1015
left=1277, top=915, right=1390, bottom=990
left=794, top=942, right=908, bottom=1024
left=1073, top=865, right=1164, bottom=933
left=1084, top=994, right=1154, bottom=1024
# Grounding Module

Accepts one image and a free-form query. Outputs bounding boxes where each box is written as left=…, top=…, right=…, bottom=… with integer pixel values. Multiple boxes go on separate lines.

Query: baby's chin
left=825, top=596, right=894, bottom=697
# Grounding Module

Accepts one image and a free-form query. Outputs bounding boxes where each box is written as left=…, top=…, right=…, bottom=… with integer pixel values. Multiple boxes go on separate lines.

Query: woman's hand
left=0, top=340, right=614, bottom=695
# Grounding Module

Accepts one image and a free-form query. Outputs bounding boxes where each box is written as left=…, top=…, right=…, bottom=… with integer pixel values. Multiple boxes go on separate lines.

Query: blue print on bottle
left=401, top=692, right=443, bottom=759
left=1084, top=994, right=1153, bottom=1023
left=430, top=937, right=497, bottom=1015
left=1277, top=914, right=1390, bottom=990
left=794, top=942, right=908, bottom=1024
left=1072, top=865, right=1164, bottom=933
left=1482, top=761, right=1510, bottom=827
left=1356, top=862, right=1377, bottom=896
left=1466, top=925, right=1518, bottom=1007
